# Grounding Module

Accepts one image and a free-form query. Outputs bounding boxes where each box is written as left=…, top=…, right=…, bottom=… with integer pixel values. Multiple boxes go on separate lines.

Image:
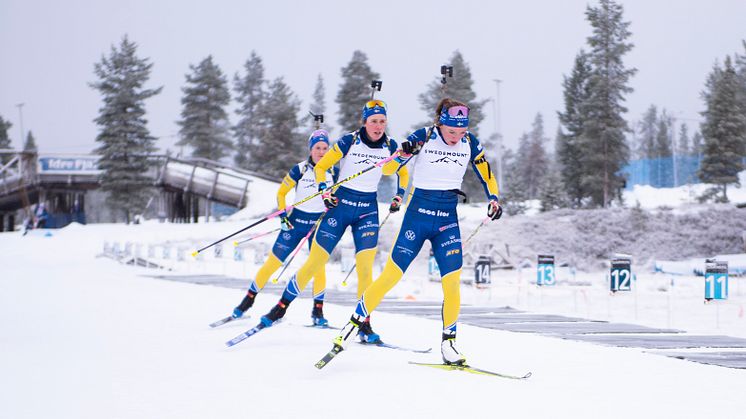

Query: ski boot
left=357, top=316, right=382, bottom=344
left=260, top=299, right=289, bottom=327
left=232, top=291, right=256, bottom=319
left=441, top=337, right=466, bottom=365
left=311, top=300, right=329, bottom=327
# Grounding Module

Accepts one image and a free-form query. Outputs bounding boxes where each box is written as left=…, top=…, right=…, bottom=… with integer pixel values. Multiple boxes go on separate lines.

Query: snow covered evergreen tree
left=0, top=115, right=11, bottom=149
left=23, top=131, right=37, bottom=152
left=177, top=55, right=232, bottom=162
left=233, top=51, right=266, bottom=170
left=305, top=73, right=327, bottom=131
left=417, top=51, right=487, bottom=134
left=539, top=162, right=569, bottom=212
left=580, top=0, right=636, bottom=207
left=735, top=41, right=746, bottom=128
left=691, top=130, right=704, bottom=158
left=0, top=115, right=12, bottom=164
left=677, top=123, right=690, bottom=156
left=515, top=114, right=549, bottom=199
left=637, top=105, right=658, bottom=160
left=654, top=110, right=672, bottom=159
left=90, top=36, right=162, bottom=223
left=253, top=77, right=305, bottom=179
left=557, top=51, right=592, bottom=206
left=336, top=51, right=380, bottom=133
left=698, top=56, right=746, bottom=202
left=499, top=149, right=529, bottom=215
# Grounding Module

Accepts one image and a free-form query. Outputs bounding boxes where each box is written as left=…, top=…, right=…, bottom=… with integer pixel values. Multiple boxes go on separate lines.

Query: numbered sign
left=162, top=246, right=171, bottom=260
left=475, top=255, right=491, bottom=285
left=610, top=258, right=632, bottom=292
left=233, top=247, right=244, bottom=262
left=214, top=244, right=223, bottom=259
left=704, top=261, right=728, bottom=300
left=147, top=245, right=155, bottom=258
left=537, top=254, right=555, bottom=286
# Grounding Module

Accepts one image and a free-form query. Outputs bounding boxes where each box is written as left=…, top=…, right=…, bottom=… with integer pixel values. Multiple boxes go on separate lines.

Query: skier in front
left=331, top=98, right=501, bottom=365
left=229, top=129, right=338, bottom=325
left=257, top=99, right=409, bottom=342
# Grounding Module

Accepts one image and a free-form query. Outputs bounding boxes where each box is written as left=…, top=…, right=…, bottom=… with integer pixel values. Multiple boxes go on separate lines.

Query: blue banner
left=37, top=155, right=100, bottom=174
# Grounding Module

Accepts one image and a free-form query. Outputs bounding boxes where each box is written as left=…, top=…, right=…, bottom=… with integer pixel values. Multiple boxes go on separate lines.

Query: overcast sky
left=1, top=0, right=745, bottom=157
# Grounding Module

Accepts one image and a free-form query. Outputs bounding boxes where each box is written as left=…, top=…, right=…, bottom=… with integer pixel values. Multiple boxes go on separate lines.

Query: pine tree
left=654, top=110, right=672, bottom=158
left=233, top=51, right=266, bottom=170
left=637, top=105, right=658, bottom=160
left=417, top=51, right=488, bottom=134
left=698, top=56, right=746, bottom=201
left=336, top=51, right=380, bottom=133
left=253, top=77, right=305, bottom=179
left=677, top=123, right=690, bottom=156
left=177, top=55, right=232, bottom=162
left=23, top=131, right=37, bottom=152
left=499, top=148, right=529, bottom=215
left=557, top=51, right=592, bottom=206
left=654, top=110, right=673, bottom=186
left=90, top=36, right=162, bottom=223
left=0, top=115, right=11, bottom=149
left=511, top=133, right=531, bottom=196
left=691, top=130, right=704, bottom=157
left=0, top=115, right=12, bottom=164
left=307, top=73, right=327, bottom=131
left=515, top=114, right=549, bottom=199
left=580, top=0, right=636, bottom=207
left=735, top=41, right=746, bottom=129
left=539, top=162, right=569, bottom=212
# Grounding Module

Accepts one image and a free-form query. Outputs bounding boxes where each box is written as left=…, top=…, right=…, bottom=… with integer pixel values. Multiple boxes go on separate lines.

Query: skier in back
left=229, top=129, right=338, bottom=325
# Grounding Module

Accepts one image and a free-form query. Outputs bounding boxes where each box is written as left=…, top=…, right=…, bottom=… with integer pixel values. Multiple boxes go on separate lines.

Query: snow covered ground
left=2, top=175, right=746, bottom=417
left=2, top=220, right=746, bottom=419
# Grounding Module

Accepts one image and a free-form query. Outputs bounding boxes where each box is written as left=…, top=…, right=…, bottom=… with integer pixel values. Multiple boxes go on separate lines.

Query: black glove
left=279, top=211, right=294, bottom=231
left=487, top=200, right=502, bottom=220
left=389, top=195, right=403, bottom=213
left=401, top=140, right=422, bottom=156
left=318, top=183, right=338, bottom=209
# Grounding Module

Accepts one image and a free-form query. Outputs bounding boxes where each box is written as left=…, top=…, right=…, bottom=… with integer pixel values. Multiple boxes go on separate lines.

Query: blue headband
left=308, top=129, right=330, bottom=149
left=361, top=101, right=387, bottom=122
left=439, top=105, right=470, bottom=127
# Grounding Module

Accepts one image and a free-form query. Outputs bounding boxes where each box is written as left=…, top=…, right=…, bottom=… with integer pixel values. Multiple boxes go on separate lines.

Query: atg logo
left=446, top=249, right=460, bottom=257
